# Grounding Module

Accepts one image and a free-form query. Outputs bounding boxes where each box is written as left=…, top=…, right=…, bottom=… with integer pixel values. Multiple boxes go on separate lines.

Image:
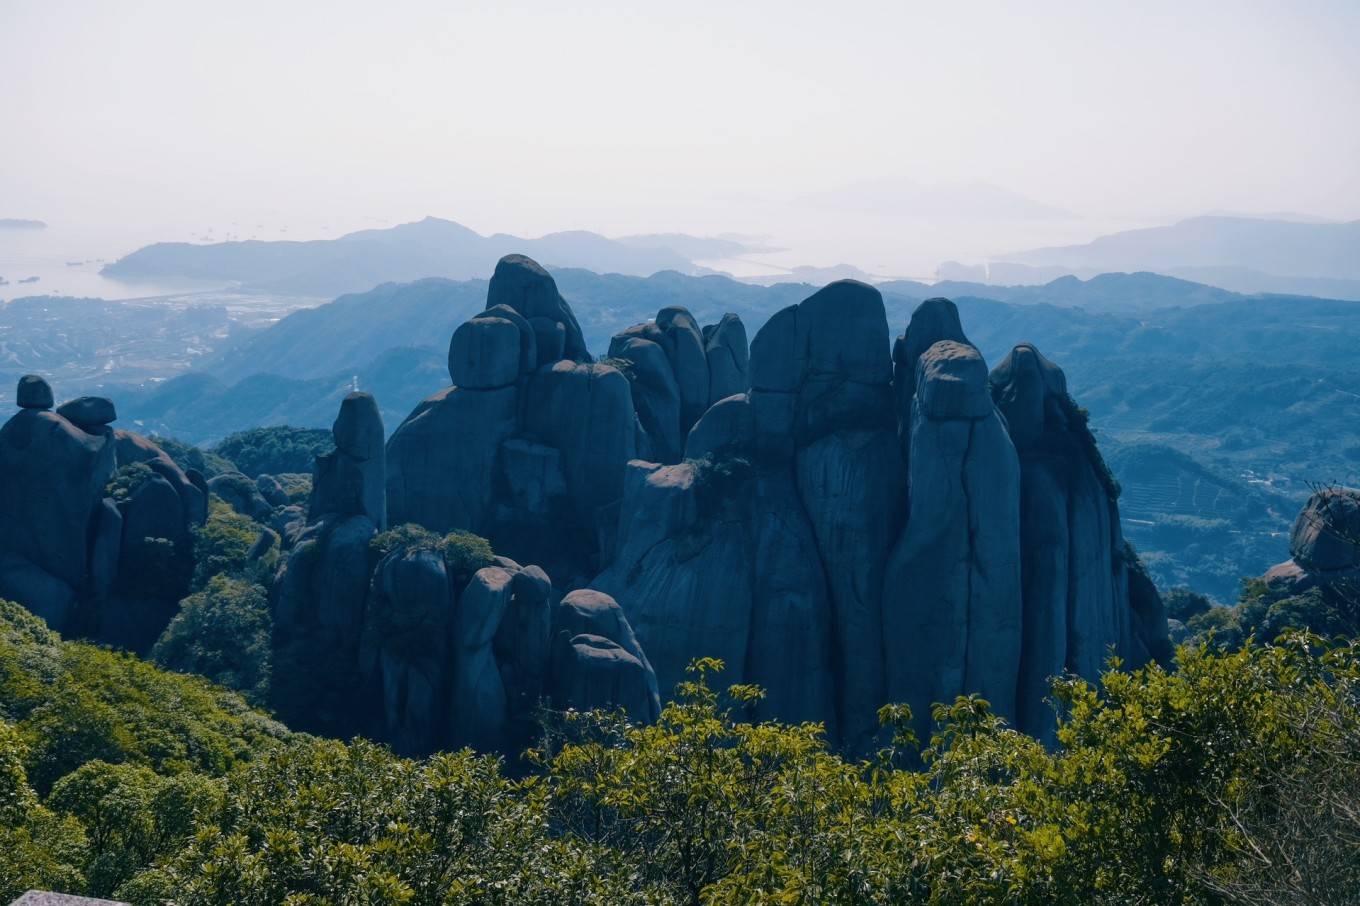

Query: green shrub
left=152, top=575, right=272, bottom=705
left=190, top=499, right=274, bottom=590
left=369, top=524, right=494, bottom=579
left=0, top=598, right=288, bottom=798
left=103, top=462, right=157, bottom=502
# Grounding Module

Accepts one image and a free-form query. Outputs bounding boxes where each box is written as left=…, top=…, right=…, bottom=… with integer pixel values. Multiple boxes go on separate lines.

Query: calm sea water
left=0, top=223, right=227, bottom=302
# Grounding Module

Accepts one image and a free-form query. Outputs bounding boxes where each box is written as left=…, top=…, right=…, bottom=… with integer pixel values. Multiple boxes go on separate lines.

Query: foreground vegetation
left=2, top=594, right=1356, bottom=905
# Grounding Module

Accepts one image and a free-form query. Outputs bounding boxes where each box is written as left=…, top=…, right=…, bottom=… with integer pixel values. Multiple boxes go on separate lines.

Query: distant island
left=0, top=217, right=47, bottom=230
left=100, top=216, right=746, bottom=296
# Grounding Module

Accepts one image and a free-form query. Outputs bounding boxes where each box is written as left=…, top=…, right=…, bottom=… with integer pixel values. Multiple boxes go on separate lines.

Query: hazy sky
left=2, top=0, right=1357, bottom=270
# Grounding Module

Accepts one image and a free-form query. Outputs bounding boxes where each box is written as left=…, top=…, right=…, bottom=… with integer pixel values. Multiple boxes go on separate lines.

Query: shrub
left=369, top=524, right=495, bottom=579
left=190, top=499, right=274, bottom=590
left=152, top=575, right=272, bottom=705
left=103, top=462, right=157, bottom=502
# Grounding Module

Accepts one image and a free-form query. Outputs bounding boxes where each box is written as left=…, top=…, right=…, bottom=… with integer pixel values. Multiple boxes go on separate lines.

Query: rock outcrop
left=1263, top=486, right=1360, bottom=593
left=387, top=254, right=748, bottom=585
left=272, top=387, right=657, bottom=755
left=595, top=287, right=1166, bottom=752
left=0, top=380, right=205, bottom=649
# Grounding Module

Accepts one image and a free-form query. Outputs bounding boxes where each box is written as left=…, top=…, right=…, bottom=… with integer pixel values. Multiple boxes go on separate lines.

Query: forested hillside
left=3, top=595, right=1357, bottom=903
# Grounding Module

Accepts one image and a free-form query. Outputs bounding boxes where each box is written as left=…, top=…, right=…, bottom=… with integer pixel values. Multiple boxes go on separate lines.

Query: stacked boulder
left=0, top=376, right=205, bottom=649
left=387, top=254, right=747, bottom=586
left=274, top=388, right=658, bottom=755
left=358, top=550, right=658, bottom=756
left=595, top=286, right=1168, bottom=752
left=607, top=308, right=749, bottom=463
left=1264, top=486, right=1360, bottom=593
left=271, top=392, right=389, bottom=733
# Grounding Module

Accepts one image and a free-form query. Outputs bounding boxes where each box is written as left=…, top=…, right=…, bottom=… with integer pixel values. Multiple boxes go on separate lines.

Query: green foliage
left=191, top=498, right=275, bottom=590
left=103, top=461, right=157, bottom=502
left=152, top=575, right=272, bottom=705
left=1164, top=586, right=1213, bottom=623
left=440, top=530, right=495, bottom=579
left=119, top=738, right=633, bottom=905
left=149, top=434, right=236, bottom=478
left=4, top=584, right=1358, bottom=904
left=598, top=355, right=637, bottom=381
left=1183, top=576, right=1360, bottom=647
left=0, top=722, right=87, bottom=901
left=0, top=598, right=288, bottom=797
left=271, top=471, right=313, bottom=505
left=46, top=761, right=224, bottom=897
left=370, top=524, right=495, bottom=579
left=115, top=640, right=1360, bottom=903
left=369, top=522, right=441, bottom=559
left=213, top=426, right=334, bottom=478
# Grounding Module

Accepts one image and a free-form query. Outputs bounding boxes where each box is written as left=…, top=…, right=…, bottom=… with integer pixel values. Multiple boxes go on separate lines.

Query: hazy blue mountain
left=0, top=218, right=47, bottom=230
left=111, top=345, right=448, bottom=446
left=883, top=271, right=1240, bottom=313
left=101, top=216, right=705, bottom=295
left=1009, top=216, right=1360, bottom=284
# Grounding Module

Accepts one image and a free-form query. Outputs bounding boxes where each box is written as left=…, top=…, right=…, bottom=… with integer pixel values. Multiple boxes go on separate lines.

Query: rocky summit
left=0, top=253, right=1168, bottom=760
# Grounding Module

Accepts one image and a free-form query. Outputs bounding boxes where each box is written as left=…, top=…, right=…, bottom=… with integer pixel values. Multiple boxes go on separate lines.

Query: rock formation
left=0, top=260, right=1169, bottom=761
left=595, top=289, right=1167, bottom=752
left=387, top=254, right=748, bottom=585
left=1264, top=486, right=1360, bottom=593
left=0, top=376, right=205, bottom=649
left=273, top=387, right=657, bottom=755
left=606, top=306, right=748, bottom=463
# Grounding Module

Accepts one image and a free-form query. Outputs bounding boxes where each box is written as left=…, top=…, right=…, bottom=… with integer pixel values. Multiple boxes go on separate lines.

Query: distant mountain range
left=0, top=218, right=47, bottom=230
left=100, top=217, right=752, bottom=296
left=990, top=216, right=1360, bottom=299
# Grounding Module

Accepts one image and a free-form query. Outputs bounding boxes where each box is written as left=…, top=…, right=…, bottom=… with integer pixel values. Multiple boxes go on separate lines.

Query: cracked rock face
left=594, top=284, right=1166, bottom=754
left=386, top=255, right=618, bottom=585
left=389, top=257, right=755, bottom=586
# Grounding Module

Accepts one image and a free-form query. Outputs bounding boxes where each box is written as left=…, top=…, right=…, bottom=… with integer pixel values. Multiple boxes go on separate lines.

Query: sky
left=2, top=0, right=1358, bottom=273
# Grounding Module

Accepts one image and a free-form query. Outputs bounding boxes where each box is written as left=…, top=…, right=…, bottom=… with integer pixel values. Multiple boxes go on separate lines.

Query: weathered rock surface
left=55, top=396, right=116, bottom=430
left=989, top=342, right=1168, bottom=738
left=16, top=374, right=53, bottom=409
left=704, top=313, right=749, bottom=407
left=389, top=255, right=708, bottom=586
left=884, top=339, right=1022, bottom=740
left=486, top=254, right=591, bottom=363
left=0, top=378, right=202, bottom=648
left=1263, top=486, right=1360, bottom=595
left=209, top=472, right=273, bottom=521
left=596, top=285, right=1165, bottom=753
left=0, top=408, right=114, bottom=596
left=312, top=391, right=386, bottom=528
left=266, top=385, right=659, bottom=756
